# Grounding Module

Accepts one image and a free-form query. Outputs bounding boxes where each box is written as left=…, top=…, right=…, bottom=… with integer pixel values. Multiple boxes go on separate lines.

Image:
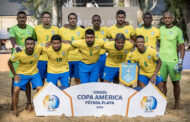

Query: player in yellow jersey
left=135, top=13, right=160, bottom=50
left=69, top=29, right=107, bottom=83
left=59, top=13, right=84, bottom=85
left=103, top=33, right=134, bottom=83
left=86, top=15, right=109, bottom=82
left=35, top=11, right=59, bottom=83
left=8, top=37, right=43, bottom=116
left=128, top=35, right=163, bottom=92
left=9, top=11, right=36, bottom=111
left=43, top=35, right=72, bottom=87
left=107, top=10, right=135, bottom=40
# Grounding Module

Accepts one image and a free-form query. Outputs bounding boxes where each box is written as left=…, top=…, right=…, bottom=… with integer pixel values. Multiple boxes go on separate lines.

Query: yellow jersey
left=34, top=25, right=59, bottom=61
left=135, top=26, right=160, bottom=49
left=129, top=47, right=159, bottom=78
left=104, top=41, right=134, bottom=67
left=85, top=26, right=108, bottom=55
left=58, top=26, right=84, bottom=61
left=107, top=24, right=135, bottom=39
left=10, top=45, right=43, bottom=75
left=71, top=39, right=106, bottom=64
left=42, top=44, right=73, bottom=74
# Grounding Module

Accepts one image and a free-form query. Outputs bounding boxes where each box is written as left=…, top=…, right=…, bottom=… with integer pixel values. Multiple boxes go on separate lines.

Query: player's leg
left=30, top=72, right=43, bottom=92
left=168, top=62, right=181, bottom=109
left=60, top=71, right=70, bottom=87
left=74, top=61, right=80, bottom=84
left=138, top=74, right=149, bottom=88
left=13, top=74, right=29, bottom=116
left=103, top=66, right=118, bottom=83
left=99, top=54, right=106, bottom=82
left=25, top=82, right=32, bottom=111
left=13, top=86, right=20, bottom=116
left=156, top=75, right=164, bottom=93
left=89, top=65, right=99, bottom=83
left=37, top=60, right=47, bottom=84
left=46, top=73, right=59, bottom=86
left=11, top=78, right=14, bottom=110
left=160, top=62, right=169, bottom=96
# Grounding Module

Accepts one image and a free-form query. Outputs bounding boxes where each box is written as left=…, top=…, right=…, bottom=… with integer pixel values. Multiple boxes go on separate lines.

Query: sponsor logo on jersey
left=101, top=30, right=104, bottom=35
left=77, top=32, right=80, bottom=36
left=35, top=54, right=37, bottom=58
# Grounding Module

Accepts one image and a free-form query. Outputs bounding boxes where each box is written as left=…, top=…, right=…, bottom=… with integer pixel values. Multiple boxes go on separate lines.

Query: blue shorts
left=98, top=54, right=106, bottom=79
left=103, top=66, right=119, bottom=82
left=46, top=71, right=70, bottom=87
left=79, top=61, right=99, bottom=84
left=37, top=61, right=47, bottom=79
left=69, top=61, right=79, bottom=79
left=14, top=73, right=43, bottom=91
left=138, top=74, right=163, bottom=85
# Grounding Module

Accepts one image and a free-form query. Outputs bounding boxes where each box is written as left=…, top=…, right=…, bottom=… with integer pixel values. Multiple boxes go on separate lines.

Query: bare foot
left=28, top=104, right=33, bottom=112
left=13, top=110, right=19, bottom=117
left=173, top=104, right=180, bottom=109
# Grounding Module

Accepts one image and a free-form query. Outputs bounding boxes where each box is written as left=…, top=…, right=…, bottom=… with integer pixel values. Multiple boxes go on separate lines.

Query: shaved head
left=163, top=12, right=173, bottom=18
left=163, top=12, right=174, bottom=27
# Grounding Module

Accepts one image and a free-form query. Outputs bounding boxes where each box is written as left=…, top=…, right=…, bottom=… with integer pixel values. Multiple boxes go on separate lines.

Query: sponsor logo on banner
left=43, top=95, right=60, bottom=111
left=141, top=96, right=157, bottom=112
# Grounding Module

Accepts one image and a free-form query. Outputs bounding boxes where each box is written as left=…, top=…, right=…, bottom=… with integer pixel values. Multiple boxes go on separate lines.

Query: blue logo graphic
left=43, top=95, right=60, bottom=111
left=141, top=96, right=157, bottom=112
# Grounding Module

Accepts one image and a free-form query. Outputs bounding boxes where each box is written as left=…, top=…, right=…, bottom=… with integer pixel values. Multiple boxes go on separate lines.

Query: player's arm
left=8, top=54, right=20, bottom=82
left=8, top=28, right=17, bottom=47
left=150, top=58, right=162, bottom=83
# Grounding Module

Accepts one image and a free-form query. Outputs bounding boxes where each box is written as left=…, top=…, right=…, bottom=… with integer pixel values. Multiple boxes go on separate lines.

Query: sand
left=0, top=71, right=190, bottom=122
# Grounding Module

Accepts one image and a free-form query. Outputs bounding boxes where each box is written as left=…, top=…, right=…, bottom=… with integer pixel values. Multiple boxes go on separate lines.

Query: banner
left=33, top=83, right=167, bottom=117
left=119, top=63, right=138, bottom=86
left=127, top=83, right=167, bottom=117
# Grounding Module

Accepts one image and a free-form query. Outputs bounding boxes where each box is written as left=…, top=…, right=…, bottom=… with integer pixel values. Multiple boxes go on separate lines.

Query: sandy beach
left=0, top=71, right=190, bottom=122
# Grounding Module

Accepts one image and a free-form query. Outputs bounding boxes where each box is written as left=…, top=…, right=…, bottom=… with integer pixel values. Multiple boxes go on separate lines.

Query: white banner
left=33, top=82, right=167, bottom=117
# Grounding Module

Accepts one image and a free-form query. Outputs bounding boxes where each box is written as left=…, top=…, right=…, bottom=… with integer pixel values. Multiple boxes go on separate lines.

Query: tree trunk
left=182, top=8, right=190, bottom=43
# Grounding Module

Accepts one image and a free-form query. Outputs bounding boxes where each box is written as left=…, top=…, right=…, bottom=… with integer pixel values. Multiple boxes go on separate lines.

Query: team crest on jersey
left=147, top=55, right=151, bottom=59
left=12, top=56, right=15, bottom=59
left=28, top=31, right=31, bottom=34
left=169, top=31, right=172, bottom=35
left=52, top=31, right=55, bottom=34
left=95, top=46, right=98, bottom=49
left=34, top=54, right=37, bottom=58
left=125, top=30, right=128, bottom=34
left=101, top=30, right=104, bottom=35
left=124, top=50, right=127, bottom=53
left=62, top=52, right=65, bottom=56
left=77, top=32, right=80, bottom=36
left=151, top=31, right=154, bottom=35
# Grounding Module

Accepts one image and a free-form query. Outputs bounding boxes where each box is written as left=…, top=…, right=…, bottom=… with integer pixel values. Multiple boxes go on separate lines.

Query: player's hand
left=174, top=58, right=183, bottom=73
left=124, top=21, right=129, bottom=26
left=15, top=45, right=23, bottom=53
left=63, top=24, right=69, bottom=28
left=150, top=74, right=156, bottom=84
left=45, top=42, right=51, bottom=48
left=14, top=75, right=20, bottom=83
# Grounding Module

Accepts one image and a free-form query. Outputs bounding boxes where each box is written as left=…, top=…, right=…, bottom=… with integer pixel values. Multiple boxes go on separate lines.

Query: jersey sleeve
left=10, top=52, right=20, bottom=62
left=71, top=40, right=82, bottom=48
left=177, top=28, right=184, bottom=44
left=32, top=29, right=37, bottom=40
left=9, top=27, right=16, bottom=38
left=130, top=25, right=135, bottom=36
left=152, top=49, right=159, bottom=61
